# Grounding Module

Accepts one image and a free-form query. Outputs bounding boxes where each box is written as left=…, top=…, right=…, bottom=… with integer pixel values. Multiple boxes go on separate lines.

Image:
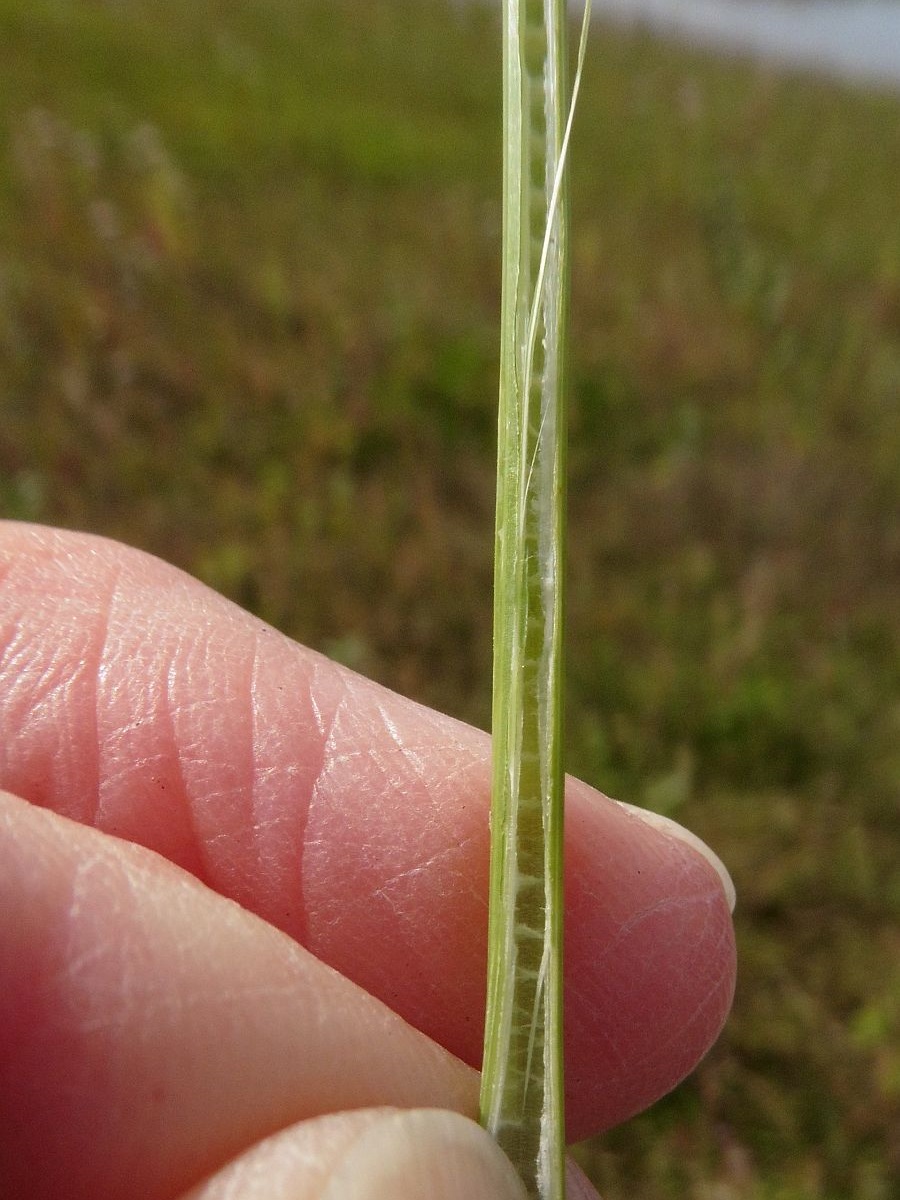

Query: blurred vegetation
left=1, top=0, right=898, bottom=1196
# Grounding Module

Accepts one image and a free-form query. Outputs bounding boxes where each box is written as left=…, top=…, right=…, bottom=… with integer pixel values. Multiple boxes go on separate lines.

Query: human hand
left=0, top=522, right=735, bottom=1200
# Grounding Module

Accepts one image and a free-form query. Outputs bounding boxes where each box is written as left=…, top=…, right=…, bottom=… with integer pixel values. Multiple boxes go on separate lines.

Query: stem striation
left=481, top=2, right=590, bottom=1198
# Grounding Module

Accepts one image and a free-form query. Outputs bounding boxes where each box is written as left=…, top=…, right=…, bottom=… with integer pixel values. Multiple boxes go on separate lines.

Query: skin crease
left=0, top=522, right=736, bottom=1199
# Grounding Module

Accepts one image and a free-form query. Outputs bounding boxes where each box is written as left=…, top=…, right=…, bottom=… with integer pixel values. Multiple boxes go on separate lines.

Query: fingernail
left=321, top=1110, right=528, bottom=1200
left=617, top=801, right=736, bottom=913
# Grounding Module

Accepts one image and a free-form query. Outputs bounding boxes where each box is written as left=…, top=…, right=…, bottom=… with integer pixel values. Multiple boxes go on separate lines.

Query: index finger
left=0, top=521, right=736, bottom=1140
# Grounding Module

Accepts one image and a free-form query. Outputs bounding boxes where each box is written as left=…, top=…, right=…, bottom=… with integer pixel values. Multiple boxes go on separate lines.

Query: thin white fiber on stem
left=481, top=2, right=590, bottom=1199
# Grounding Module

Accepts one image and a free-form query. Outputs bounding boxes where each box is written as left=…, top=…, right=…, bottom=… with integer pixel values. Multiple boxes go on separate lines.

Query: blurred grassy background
left=1, top=0, right=898, bottom=1195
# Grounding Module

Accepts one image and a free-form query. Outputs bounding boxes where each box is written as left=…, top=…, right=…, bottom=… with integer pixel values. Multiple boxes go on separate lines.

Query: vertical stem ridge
left=480, top=1, right=586, bottom=1198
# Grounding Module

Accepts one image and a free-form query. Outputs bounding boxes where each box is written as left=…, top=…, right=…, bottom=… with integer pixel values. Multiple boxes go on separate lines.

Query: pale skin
left=0, top=522, right=736, bottom=1200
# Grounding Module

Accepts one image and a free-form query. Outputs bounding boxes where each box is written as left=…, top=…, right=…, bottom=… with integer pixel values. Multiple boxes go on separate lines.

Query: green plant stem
left=480, top=2, right=590, bottom=1198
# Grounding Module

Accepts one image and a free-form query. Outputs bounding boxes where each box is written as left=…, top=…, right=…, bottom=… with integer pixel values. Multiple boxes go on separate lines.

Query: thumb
left=182, top=1109, right=532, bottom=1200
left=183, top=1108, right=605, bottom=1200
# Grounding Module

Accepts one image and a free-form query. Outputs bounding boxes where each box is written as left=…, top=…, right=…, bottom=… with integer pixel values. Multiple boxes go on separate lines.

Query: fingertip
left=180, top=1110, right=390, bottom=1200
left=563, top=781, right=737, bottom=1139
left=614, top=801, right=736, bottom=913
left=316, top=1113, right=605, bottom=1200
left=182, top=1111, right=530, bottom=1200
left=320, top=1111, right=527, bottom=1200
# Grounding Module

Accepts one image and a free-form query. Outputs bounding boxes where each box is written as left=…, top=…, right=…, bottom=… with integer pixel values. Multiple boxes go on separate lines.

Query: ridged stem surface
left=480, top=1, right=582, bottom=1197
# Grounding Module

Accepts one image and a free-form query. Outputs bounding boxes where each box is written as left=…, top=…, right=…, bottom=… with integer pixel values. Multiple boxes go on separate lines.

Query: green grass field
left=1, top=0, right=898, bottom=1195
